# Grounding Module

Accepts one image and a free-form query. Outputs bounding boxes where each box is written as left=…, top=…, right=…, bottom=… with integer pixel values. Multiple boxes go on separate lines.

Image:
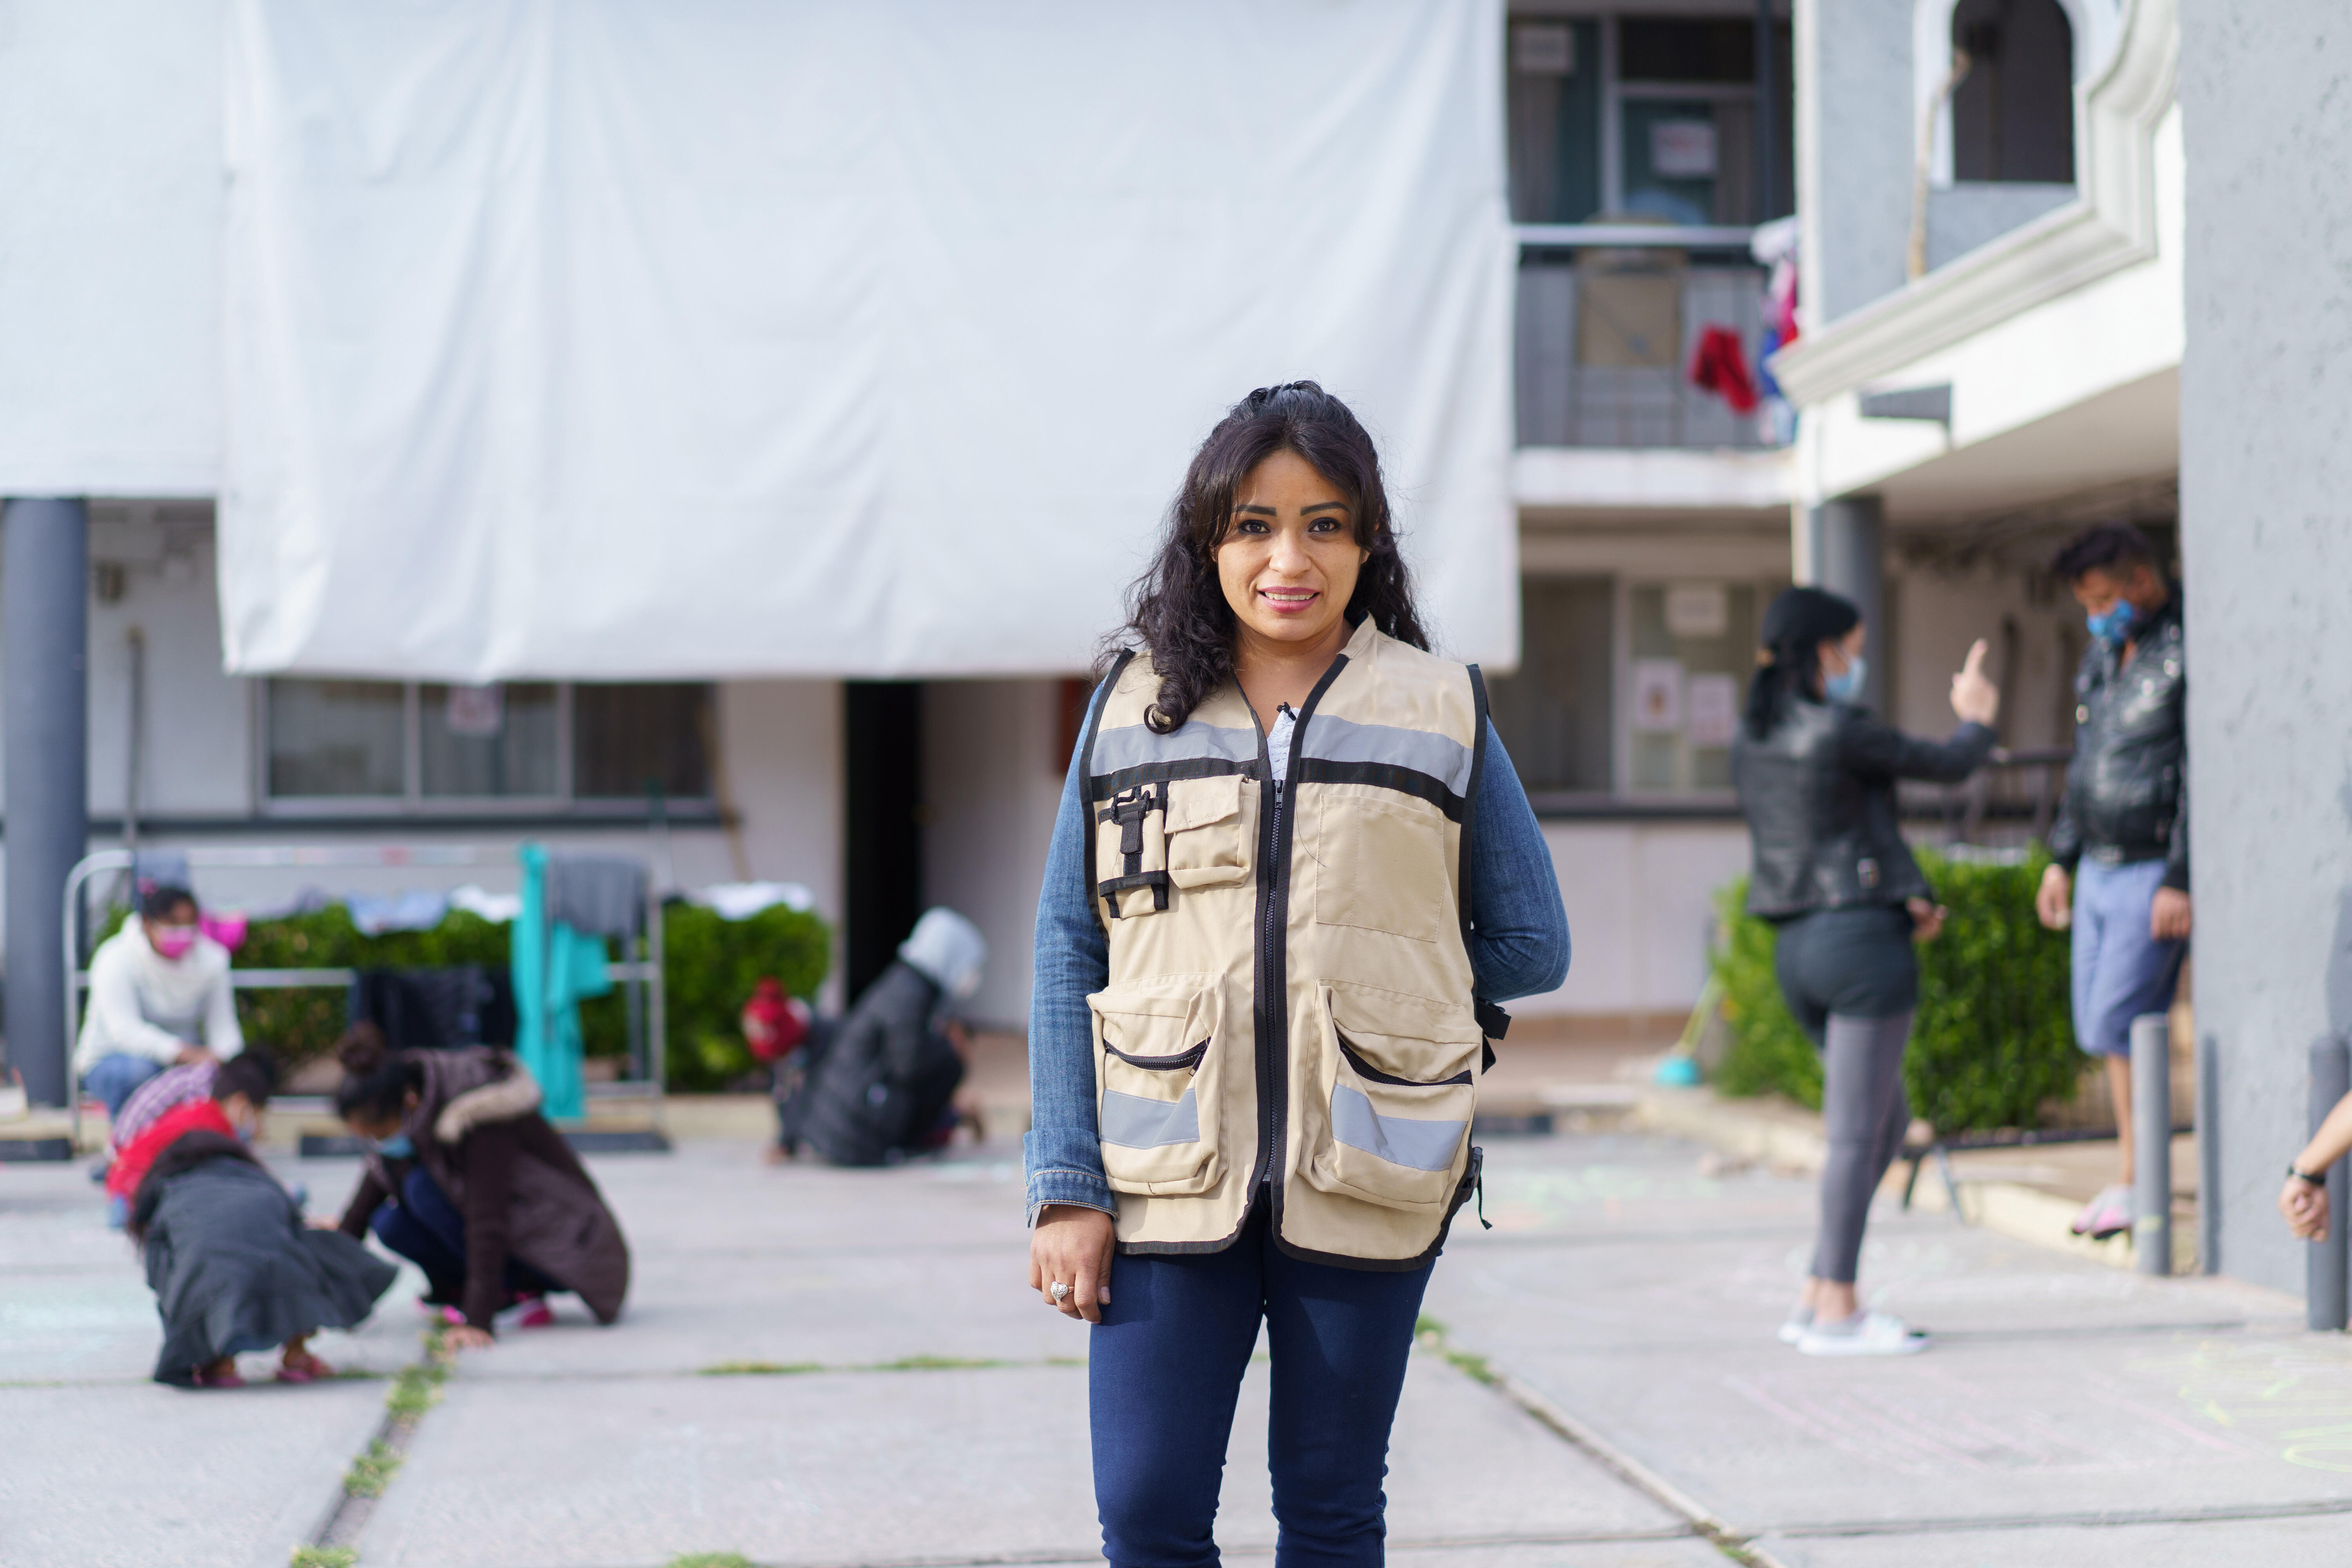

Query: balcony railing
left=1515, top=227, right=1776, bottom=452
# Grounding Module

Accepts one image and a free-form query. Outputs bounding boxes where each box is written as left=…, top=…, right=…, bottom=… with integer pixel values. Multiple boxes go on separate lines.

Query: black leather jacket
left=1733, top=699, right=1996, bottom=919
left=2047, top=590, right=2187, bottom=890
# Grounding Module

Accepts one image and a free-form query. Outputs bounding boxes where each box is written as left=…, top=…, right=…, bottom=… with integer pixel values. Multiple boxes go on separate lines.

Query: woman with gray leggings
left=1731, top=587, right=2000, bottom=1356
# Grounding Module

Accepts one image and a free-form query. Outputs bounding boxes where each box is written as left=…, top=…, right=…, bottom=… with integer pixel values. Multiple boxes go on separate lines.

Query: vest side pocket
left=1089, top=980, right=1225, bottom=1196
left=1303, top=987, right=1478, bottom=1211
left=1164, top=774, right=1253, bottom=889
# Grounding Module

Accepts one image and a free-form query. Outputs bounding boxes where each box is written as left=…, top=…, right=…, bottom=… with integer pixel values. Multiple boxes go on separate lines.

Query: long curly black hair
left=1100, top=381, right=1429, bottom=733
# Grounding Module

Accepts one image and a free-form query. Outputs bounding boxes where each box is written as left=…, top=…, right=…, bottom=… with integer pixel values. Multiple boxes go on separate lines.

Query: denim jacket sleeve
left=1467, top=722, right=1572, bottom=1002
left=1020, top=711, right=1571, bottom=1225
left=1024, top=688, right=1117, bottom=1226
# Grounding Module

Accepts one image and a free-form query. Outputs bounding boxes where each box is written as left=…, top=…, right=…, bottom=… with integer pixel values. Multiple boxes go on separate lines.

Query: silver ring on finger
left=1050, top=1281, right=1071, bottom=1303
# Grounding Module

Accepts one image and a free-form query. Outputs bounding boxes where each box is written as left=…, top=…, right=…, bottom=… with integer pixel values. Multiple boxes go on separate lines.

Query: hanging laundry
left=343, top=888, right=453, bottom=936
left=1688, top=325, right=1760, bottom=414
left=545, top=853, right=647, bottom=940
left=687, top=881, right=815, bottom=921
left=513, top=844, right=613, bottom=1123
left=448, top=883, right=523, bottom=924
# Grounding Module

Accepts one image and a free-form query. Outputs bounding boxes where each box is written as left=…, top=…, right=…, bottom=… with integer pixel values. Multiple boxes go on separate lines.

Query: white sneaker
left=1797, top=1309, right=1927, bottom=1357
left=1777, top=1307, right=1814, bottom=1345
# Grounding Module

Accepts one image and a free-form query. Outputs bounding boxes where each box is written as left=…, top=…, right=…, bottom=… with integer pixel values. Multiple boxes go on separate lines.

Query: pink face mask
left=148, top=924, right=198, bottom=960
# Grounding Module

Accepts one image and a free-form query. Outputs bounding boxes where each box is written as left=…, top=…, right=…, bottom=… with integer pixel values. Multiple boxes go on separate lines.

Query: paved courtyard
left=5, top=1125, right=2351, bottom=1567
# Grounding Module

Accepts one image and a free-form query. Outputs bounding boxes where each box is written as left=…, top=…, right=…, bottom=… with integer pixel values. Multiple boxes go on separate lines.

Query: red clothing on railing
left=1688, top=325, right=1760, bottom=414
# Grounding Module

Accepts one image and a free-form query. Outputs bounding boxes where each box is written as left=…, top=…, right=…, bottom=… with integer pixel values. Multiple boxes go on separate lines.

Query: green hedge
left=1709, top=847, right=2084, bottom=1135
left=100, top=900, right=831, bottom=1094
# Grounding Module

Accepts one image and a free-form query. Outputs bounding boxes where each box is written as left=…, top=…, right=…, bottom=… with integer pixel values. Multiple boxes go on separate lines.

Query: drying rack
left=63, top=844, right=665, bottom=1151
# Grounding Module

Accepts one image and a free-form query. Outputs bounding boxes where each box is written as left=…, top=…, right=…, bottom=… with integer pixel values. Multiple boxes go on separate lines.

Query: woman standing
left=1732, top=587, right=1999, bottom=1357
left=330, top=1026, right=629, bottom=1348
left=1025, top=383, right=1569, bottom=1563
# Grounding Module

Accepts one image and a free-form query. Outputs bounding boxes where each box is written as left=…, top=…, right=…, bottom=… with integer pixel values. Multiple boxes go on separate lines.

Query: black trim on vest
left=1096, top=781, right=1171, bottom=918
left=1339, top=1034, right=1473, bottom=1088
left=1252, top=657, right=1349, bottom=1214
left=1291, top=757, right=1465, bottom=820
left=1089, top=755, right=1254, bottom=801
left=1461, top=666, right=1507, bottom=1076
left=1078, top=655, right=1131, bottom=933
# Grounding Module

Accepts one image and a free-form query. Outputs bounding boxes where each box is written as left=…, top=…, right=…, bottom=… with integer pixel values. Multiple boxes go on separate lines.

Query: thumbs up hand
left=1951, top=638, right=1999, bottom=726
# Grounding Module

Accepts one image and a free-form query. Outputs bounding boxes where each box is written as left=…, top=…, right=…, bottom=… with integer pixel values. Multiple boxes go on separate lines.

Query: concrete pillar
left=1811, top=494, right=1886, bottom=711
left=4, top=498, right=89, bottom=1108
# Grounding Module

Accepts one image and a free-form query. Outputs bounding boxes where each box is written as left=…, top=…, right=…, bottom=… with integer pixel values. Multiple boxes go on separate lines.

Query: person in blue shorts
left=2034, top=524, right=2190, bottom=1241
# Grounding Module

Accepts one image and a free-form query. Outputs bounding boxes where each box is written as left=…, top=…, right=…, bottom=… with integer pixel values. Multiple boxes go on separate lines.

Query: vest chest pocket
left=1316, top=791, right=1452, bottom=944
left=1304, top=987, right=1477, bottom=1210
left=1164, top=775, right=1253, bottom=889
left=1090, top=980, right=1225, bottom=1196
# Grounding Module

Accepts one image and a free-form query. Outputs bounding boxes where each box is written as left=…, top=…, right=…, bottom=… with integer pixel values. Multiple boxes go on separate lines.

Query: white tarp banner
left=220, top=0, right=1516, bottom=679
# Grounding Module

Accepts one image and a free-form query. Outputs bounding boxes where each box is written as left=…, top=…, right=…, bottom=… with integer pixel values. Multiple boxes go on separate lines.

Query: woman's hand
left=1030, top=1204, right=1115, bottom=1324
left=1949, top=639, right=2000, bottom=727
left=1906, top=897, right=1947, bottom=943
left=2282, top=1175, right=2330, bottom=1241
left=443, top=1324, right=494, bottom=1351
left=2035, top=865, right=2073, bottom=931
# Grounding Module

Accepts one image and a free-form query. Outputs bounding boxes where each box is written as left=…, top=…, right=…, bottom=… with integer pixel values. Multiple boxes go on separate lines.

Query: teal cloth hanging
left=514, top=844, right=612, bottom=1123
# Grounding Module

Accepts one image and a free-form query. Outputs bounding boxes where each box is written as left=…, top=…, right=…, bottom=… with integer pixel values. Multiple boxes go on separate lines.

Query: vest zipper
left=1246, top=666, right=1347, bottom=1222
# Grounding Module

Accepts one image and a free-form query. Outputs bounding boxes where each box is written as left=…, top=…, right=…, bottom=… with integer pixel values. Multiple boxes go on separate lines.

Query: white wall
left=1515, top=820, right=1752, bottom=1023
left=921, top=678, right=1070, bottom=1032
left=88, top=507, right=251, bottom=818
left=1888, top=559, right=2082, bottom=752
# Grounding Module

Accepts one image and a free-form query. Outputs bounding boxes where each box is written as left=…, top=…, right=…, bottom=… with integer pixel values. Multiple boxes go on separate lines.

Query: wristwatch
left=2290, top=1164, right=2327, bottom=1187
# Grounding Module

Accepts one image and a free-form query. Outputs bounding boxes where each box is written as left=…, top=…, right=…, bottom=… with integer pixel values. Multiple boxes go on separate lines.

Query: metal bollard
left=2131, top=1013, right=2172, bottom=1276
left=2308, top=1037, right=2350, bottom=1332
left=2197, top=1033, right=2221, bottom=1276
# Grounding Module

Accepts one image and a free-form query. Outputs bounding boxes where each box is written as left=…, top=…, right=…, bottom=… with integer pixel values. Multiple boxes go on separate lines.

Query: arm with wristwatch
left=2281, top=1091, right=2352, bottom=1240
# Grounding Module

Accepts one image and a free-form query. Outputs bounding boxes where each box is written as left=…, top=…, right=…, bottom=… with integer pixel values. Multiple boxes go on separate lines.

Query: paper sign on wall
left=1652, top=120, right=1718, bottom=179
left=1632, top=659, right=1684, bottom=732
left=1664, top=583, right=1729, bottom=639
left=1686, top=673, right=1739, bottom=748
left=445, top=684, right=504, bottom=737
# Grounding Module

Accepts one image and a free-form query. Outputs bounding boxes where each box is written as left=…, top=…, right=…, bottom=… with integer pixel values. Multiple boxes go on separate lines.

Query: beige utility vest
left=1079, top=618, right=1492, bottom=1267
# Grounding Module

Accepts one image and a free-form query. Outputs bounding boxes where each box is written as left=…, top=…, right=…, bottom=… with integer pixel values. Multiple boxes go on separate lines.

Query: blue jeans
left=2071, top=858, right=2186, bottom=1057
left=369, top=1167, right=554, bottom=1306
left=85, top=1053, right=163, bottom=1120
left=1089, top=1201, right=1433, bottom=1568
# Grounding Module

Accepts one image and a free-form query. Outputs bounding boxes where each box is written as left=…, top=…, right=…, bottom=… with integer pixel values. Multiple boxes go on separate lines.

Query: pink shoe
left=2071, top=1184, right=2132, bottom=1240
left=276, top=1350, right=335, bottom=1384
left=506, top=1294, right=556, bottom=1330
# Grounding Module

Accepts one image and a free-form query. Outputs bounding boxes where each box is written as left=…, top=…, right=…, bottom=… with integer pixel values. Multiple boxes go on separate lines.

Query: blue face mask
left=369, top=1132, right=416, bottom=1160
left=1824, top=654, right=1867, bottom=703
left=2085, top=600, right=2136, bottom=648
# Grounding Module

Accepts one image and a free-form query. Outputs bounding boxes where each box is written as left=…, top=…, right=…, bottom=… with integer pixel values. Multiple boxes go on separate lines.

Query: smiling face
left=1214, top=449, right=1369, bottom=655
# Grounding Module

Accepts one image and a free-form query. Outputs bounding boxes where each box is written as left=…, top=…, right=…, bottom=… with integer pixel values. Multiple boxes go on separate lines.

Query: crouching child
left=122, top=1054, right=398, bottom=1387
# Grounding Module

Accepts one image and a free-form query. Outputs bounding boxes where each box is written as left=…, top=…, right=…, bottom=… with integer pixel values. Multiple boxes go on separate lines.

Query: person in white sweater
left=75, top=884, right=244, bottom=1121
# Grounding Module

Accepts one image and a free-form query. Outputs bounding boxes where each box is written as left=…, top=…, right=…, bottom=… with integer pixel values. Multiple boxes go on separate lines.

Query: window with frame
left=1506, top=14, right=1794, bottom=227
left=263, top=679, right=714, bottom=809
left=1624, top=581, right=1774, bottom=794
left=1487, top=577, right=1615, bottom=797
